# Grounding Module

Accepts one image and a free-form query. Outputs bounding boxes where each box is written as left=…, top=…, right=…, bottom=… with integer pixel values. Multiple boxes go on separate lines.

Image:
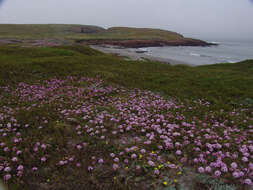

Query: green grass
left=0, top=44, right=252, bottom=109
left=0, top=24, right=105, bottom=40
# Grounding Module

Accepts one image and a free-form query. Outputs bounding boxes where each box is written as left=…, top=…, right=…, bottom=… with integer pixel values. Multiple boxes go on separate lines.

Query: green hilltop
left=0, top=24, right=184, bottom=41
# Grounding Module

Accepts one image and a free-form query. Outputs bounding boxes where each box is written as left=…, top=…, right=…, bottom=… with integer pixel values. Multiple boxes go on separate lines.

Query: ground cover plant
left=0, top=45, right=252, bottom=189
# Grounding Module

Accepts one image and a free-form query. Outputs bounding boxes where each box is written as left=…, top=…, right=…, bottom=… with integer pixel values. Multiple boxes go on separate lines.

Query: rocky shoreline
left=77, top=38, right=216, bottom=48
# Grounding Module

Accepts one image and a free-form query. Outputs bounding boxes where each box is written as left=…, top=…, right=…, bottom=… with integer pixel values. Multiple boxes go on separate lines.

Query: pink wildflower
left=88, top=166, right=93, bottom=171
left=17, top=165, right=24, bottom=171
left=232, top=171, right=240, bottom=178
left=98, top=159, right=104, bottom=164
left=113, top=163, right=119, bottom=170
left=214, top=170, right=221, bottom=177
left=176, top=150, right=182, bottom=155
left=198, top=167, right=205, bottom=173
left=148, top=160, right=155, bottom=167
left=244, top=179, right=252, bottom=185
left=205, top=166, right=212, bottom=173
left=4, top=174, right=11, bottom=181
left=231, top=162, right=237, bottom=169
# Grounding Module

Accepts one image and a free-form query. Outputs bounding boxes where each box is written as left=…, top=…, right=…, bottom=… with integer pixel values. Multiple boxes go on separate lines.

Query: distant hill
left=0, top=24, right=214, bottom=47
left=0, top=24, right=105, bottom=39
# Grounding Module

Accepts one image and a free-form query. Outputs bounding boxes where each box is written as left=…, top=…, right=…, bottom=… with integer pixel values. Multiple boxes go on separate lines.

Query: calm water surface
left=144, top=40, right=253, bottom=65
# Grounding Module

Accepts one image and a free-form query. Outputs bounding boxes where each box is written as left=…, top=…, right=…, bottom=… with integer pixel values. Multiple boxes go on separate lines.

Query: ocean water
left=144, top=40, right=253, bottom=65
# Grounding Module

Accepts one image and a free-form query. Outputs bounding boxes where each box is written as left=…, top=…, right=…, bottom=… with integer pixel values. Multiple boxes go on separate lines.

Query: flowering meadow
left=0, top=76, right=252, bottom=189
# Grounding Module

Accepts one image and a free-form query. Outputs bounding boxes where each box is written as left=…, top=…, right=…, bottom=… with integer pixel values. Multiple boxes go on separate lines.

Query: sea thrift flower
left=221, top=166, right=228, bottom=173
left=244, top=179, right=252, bottom=185
left=17, top=171, right=23, bottom=177
left=214, top=170, right=221, bottom=177
left=88, top=166, right=93, bottom=171
left=148, top=161, right=155, bottom=167
left=59, top=161, right=65, bottom=166
left=4, top=167, right=11, bottom=172
left=140, top=149, right=146, bottom=154
left=242, top=157, right=248, bottom=162
left=198, top=167, right=205, bottom=173
left=4, top=174, right=11, bottom=181
left=76, top=145, right=82, bottom=150
left=176, top=150, right=182, bottom=155
left=231, top=162, right=237, bottom=169
left=205, top=166, right=212, bottom=173
left=232, top=171, right=240, bottom=178
left=113, top=164, right=119, bottom=170
left=17, top=165, right=24, bottom=171
left=114, top=158, right=119, bottom=162
left=154, top=169, right=160, bottom=175
left=98, top=159, right=104, bottom=164
left=131, top=154, right=137, bottom=159
left=12, top=157, right=18, bottom=162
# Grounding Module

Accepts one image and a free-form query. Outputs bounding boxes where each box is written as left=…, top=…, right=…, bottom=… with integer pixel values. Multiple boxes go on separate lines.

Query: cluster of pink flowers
left=0, top=77, right=252, bottom=188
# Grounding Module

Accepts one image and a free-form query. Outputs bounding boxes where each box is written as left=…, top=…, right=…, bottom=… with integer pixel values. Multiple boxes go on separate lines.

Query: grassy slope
left=0, top=45, right=252, bottom=108
left=0, top=45, right=253, bottom=190
left=0, top=24, right=183, bottom=41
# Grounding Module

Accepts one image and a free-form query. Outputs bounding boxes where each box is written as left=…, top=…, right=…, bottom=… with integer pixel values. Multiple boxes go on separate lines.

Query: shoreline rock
left=77, top=39, right=217, bottom=48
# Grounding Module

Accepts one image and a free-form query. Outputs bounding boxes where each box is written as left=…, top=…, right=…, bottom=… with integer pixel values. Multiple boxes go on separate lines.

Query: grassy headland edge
left=0, top=24, right=216, bottom=48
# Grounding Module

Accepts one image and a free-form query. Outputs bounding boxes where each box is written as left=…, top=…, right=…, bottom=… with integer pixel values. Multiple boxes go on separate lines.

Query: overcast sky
left=0, top=0, right=253, bottom=40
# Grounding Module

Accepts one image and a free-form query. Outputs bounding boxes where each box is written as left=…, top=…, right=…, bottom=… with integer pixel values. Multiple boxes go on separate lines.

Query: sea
left=142, top=40, right=253, bottom=66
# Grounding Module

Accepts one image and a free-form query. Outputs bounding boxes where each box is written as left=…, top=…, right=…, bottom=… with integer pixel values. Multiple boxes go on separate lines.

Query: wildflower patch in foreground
left=0, top=77, right=252, bottom=189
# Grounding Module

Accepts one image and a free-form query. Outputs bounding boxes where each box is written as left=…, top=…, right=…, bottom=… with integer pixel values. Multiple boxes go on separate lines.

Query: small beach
left=90, top=45, right=191, bottom=66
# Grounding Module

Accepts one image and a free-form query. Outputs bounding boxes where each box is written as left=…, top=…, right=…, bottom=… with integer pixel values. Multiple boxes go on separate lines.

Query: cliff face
left=77, top=27, right=216, bottom=48
left=77, top=39, right=216, bottom=48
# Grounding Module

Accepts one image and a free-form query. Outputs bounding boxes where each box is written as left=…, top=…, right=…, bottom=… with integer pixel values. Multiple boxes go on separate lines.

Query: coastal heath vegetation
left=0, top=45, right=253, bottom=189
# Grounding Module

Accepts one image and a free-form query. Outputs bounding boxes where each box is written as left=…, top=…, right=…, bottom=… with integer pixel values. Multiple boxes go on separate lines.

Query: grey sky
left=0, top=0, right=253, bottom=40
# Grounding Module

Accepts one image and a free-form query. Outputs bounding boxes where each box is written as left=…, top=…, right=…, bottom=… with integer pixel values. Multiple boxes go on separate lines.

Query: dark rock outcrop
left=77, top=39, right=217, bottom=48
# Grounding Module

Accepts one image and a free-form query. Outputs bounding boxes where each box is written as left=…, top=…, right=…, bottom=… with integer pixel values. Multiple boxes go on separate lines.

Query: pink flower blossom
left=113, top=163, right=119, bottom=170
left=131, top=154, right=137, bottom=159
left=148, top=160, right=155, bottom=167
left=98, top=159, right=104, bottom=164
left=244, top=178, right=252, bottom=185
left=205, top=166, right=212, bottom=173
left=232, top=171, right=240, bottom=178
left=12, top=157, right=18, bottom=162
left=88, top=166, right=93, bottom=171
left=4, top=174, right=11, bottom=181
left=4, top=167, right=11, bottom=172
left=242, top=157, right=248, bottom=162
left=214, top=170, right=221, bottom=177
left=41, top=157, right=47, bottom=162
left=198, top=167, right=205, bottom=173
left=17, top=165, right=24, bottom=171
left=114, top=158, right=119, bottom=162
left=231, top=162, right=237, bottom=169
left=154, top=169, right=160, bottom=175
